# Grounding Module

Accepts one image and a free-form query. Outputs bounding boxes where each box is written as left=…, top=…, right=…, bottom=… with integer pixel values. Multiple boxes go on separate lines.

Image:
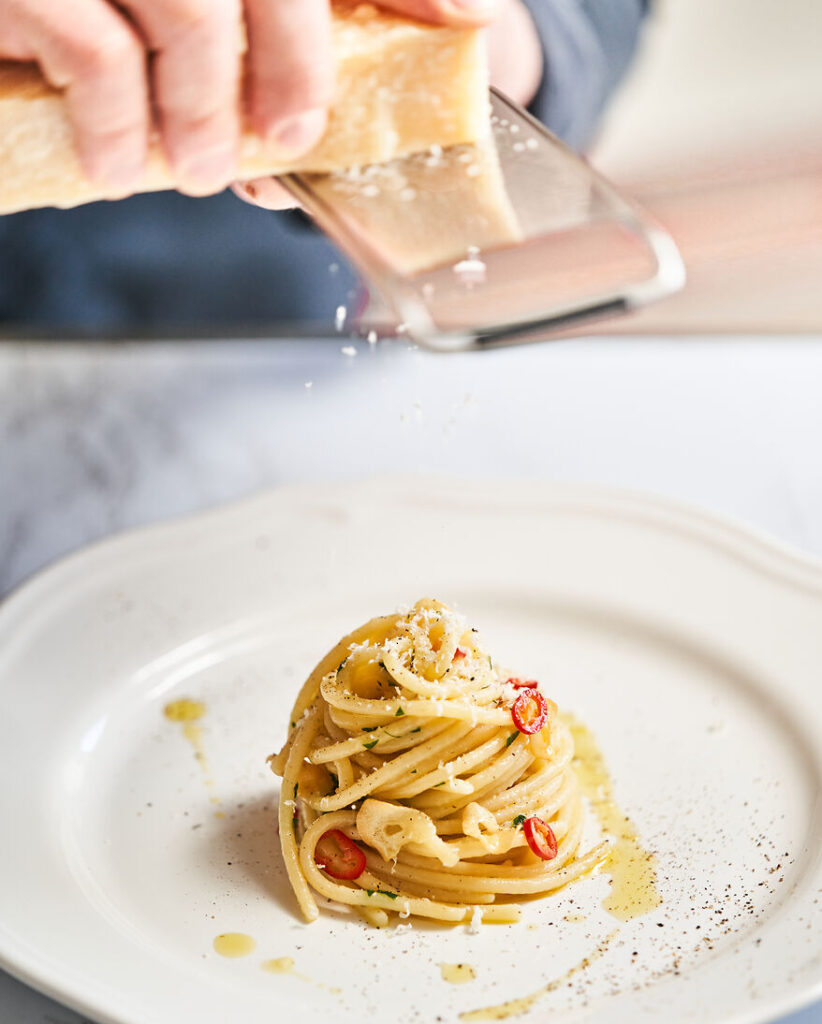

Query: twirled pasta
left=269, top=599, right=607, bottom=926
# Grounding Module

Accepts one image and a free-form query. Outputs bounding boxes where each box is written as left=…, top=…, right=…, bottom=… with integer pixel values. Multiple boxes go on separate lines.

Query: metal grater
left=281, top=89, right=685, bottom=352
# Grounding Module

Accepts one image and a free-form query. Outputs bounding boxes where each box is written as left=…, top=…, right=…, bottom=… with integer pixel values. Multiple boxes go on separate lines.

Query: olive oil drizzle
left=566, top=715, right=662, bottom=921
left=460, top=929, right=619, bottom=1021
left=163, top=698, right=221, bottom=807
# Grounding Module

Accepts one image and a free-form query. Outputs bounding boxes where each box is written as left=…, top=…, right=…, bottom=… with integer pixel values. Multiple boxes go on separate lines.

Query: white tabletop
left=0, top=335, right=820, bottom=1023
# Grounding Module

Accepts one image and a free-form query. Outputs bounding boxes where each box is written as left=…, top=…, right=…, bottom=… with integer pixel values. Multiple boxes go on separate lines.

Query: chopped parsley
left=365, top=888, right=399, bottom=900
left=506, top=731, right=519, bottom=747
left=290, top=786, right=299, bottom=831
left=337, top=657, right=348, bottom=673
left=410, top=727, right=421, bottom=733
left=434, top=781, right=446, bottom=788
left=363, top=739, right=378, bottom=750
left=362, top=726, right=378, bottom=732
left=513, top=814, right=527, bottom=828
left=395, top=706, right=405, bottom=716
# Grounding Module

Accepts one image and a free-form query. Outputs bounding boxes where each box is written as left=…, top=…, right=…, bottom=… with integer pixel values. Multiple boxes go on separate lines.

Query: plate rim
left=2, top=477, right=822, bottom=622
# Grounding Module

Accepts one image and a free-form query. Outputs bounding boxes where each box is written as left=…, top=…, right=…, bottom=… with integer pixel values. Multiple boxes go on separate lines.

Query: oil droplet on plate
left=262, top=957, right=295, bottom=974
left=261, top=957, right=340, bottom=995
left=213, top=933, right=256, bottom=958
left=440, top=963, right=476, bottom=984
left=163, top=699, right=205, bottom=722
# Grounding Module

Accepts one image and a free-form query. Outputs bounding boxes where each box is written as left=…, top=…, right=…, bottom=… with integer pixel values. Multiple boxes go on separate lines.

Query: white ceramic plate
left=0, top=479, right=820, bottom=1024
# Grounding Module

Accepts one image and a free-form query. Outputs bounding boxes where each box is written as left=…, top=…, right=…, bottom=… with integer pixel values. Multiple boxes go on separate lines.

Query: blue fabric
left=522, top=0, right=648, bottom=149
left=0, top=192, right=358, bottom=332
left=0, top=0, right=647, bottom=332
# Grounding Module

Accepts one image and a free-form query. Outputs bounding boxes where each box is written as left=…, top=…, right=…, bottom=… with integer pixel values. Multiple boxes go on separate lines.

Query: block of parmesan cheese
left=302, top=134, right=521, bottom=275
left=0, top=0, right=488, bottom=215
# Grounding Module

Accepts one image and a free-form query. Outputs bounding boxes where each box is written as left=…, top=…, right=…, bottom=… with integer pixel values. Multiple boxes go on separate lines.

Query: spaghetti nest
left=269, top=599, right=607, bottom=926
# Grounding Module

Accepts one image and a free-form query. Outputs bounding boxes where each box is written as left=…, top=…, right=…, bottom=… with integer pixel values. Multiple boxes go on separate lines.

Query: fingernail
left=178, top=142, right=236, bottom=189
left=270, top=108, right=326, bottom=154
left=233, top=177, right=299, bottom=210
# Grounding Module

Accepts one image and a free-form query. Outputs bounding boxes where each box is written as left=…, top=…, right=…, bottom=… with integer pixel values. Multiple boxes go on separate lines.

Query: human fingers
left=232, top=178, right=298, bottom=210
left=486, top=0, right=543, bottom=104
left=244, top=0, right=333, bottom=154
left=120, top=0, right=243, bottom=195
left=6, top=0, right=149, bottom=191
left=0, top=10, right=38, bottom=60
left=374, top=0, right=501, bottom=27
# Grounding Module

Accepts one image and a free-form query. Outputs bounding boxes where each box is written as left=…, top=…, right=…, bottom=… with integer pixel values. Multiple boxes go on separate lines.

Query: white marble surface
left=1, top=335, right=821, bottom=1023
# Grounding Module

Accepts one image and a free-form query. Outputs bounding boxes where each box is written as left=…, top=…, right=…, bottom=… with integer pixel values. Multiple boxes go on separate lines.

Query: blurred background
left=592, top=0, right=822, bottom=332
left=3, top=0, right=822, bottom=585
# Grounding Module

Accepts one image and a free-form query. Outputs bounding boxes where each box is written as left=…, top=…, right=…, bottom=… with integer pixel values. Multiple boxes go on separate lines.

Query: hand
left=0, top=0, right=539, bottom=203
left=1, top=0, right=344, bottom=196
left=236, top=0, right=542, bottom=211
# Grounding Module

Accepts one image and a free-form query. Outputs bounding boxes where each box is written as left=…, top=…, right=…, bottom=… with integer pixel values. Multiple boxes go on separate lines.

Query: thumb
left=375, top=0, right=501, bottom=28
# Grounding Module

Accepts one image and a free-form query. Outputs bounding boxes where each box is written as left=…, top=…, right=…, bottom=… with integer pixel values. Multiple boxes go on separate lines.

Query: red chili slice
left=453, top=647, right=468, bottom=661
left=507, top=677, right=538, bottom=689
left=511, top=689, right=548, bottom=735
left=314, top=829, right=366, bottom=880
left=522, top=816, right=558, bottom=861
